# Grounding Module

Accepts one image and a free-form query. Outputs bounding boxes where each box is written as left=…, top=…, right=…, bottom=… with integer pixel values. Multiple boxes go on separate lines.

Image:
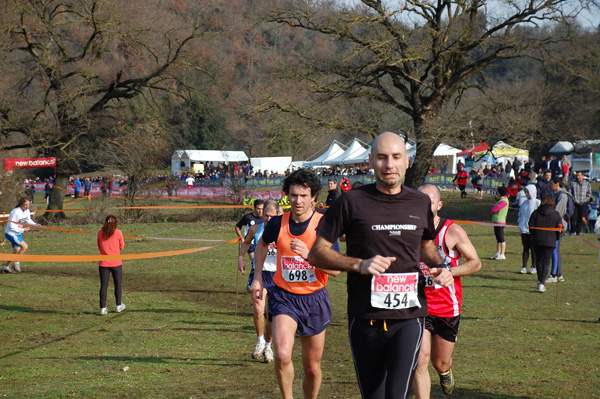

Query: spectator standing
left=83, top=177, right=92, bottom=197
left=491, top=186, right=510, bottom=260
left=472, top=169, right=483, bottom=199
left=453, top=164, right=469, bottom=198
left=518, top=186, right=541, bottom=274
left=570, top=171, right=592, bottom=235
left=549, top=178, right=572, bottom=283
left=561, top=155, right=571, bottom=186
left=529, top=195, right=562, bottom=293
left=97, top=215, right=126, bottom=315
left=536, top=170, right=553, bottom=200
left=324, top=178, right=341, bottom=206
left=74, top=176, right=82, bottom=198
left=44, top=179, right=52, bottom=204
left=587, top=199, right=598, bottom=233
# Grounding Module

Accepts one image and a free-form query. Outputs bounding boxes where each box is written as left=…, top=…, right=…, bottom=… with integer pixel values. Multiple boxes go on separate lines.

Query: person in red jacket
left=97, top=215, right=125, bottom=315
left=453, top=164, right=469, bottom=198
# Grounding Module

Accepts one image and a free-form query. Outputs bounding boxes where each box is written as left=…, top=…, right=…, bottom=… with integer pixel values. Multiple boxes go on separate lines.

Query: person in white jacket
left=3, top=198, right=40, bottom=273
left=518, top=186, right=541, bottom=274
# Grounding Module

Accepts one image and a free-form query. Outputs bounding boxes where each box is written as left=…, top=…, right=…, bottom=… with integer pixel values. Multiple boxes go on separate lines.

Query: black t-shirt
left=236, top=212, right=263, bottom=236
left=325, top=189, right=341, bottom=206
left=316, top=184, right=436, bottom=320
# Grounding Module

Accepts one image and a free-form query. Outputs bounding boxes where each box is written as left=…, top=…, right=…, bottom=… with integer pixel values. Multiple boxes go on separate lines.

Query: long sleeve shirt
left=4, top=207, right=35, bottom=236
left=570, top=180, right=591, bottom=205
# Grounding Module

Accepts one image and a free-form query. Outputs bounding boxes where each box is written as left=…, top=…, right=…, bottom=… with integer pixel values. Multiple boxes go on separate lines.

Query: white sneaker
left=558, top=276, right=565, bottom=283
left=13, top=262, right=21, bottom=272
left=498, top=254, right=506, bottom=260
left=545, top=276, right=557, bottom=283
left=538, top=283, right=546, bottom=293
left=264, top=346, right=274, bottom=363
left=530, top=268, right=537, bottom=274
left=520, top=267, right=527, bottom=274
left=100, top=308, right=108, bottom=315
left=116, top=303, right=126, bottom=313
left=491, top=253, right=499, bottom=260
left=252, top=341, right=266, bottom=359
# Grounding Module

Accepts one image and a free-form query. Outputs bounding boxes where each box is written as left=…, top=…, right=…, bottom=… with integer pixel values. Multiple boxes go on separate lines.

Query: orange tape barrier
left=0, top=237, right=241, bottom=263
left=63, top=195, right=91, bottom=207
left=453, top=220, right=564, bottom=232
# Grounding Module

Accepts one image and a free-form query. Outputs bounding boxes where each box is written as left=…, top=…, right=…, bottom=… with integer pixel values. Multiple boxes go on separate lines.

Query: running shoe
left=490, top=253, right=499, bottom=260
left=545, top=276, right=557, bottom=283
left=116, top=303, right=126, bottom=313
left=252, top=342, right=266, bottom=359
left=13, top=262, right=21, bottom=273
left=3, top=266, right=13, bottom=274
left=558, top=276, right=565, bottom=283
left=264, top=347, right=274, bottom=363
left=498, top=254, right=506, bottom=260
left=530, top=267, right=537, bottom=274
left=439, top=369, right=455, bottom=395
left=520, top=267, right=527, bottom=274
left=100, top=308, right=108, bottom=315
left=538, top=283, right=546, bottom=293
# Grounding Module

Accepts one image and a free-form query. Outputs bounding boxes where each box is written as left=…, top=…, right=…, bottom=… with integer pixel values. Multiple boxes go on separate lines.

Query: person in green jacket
left=491, top=186, right=510, bottom=260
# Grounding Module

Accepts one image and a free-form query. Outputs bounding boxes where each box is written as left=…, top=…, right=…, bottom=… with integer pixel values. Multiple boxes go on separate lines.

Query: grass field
left=1, top=194, right=599, bottom=398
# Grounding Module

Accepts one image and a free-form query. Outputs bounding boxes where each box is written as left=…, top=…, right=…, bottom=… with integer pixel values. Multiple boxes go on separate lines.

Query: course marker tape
left=0, top=237, right=241, bottom=263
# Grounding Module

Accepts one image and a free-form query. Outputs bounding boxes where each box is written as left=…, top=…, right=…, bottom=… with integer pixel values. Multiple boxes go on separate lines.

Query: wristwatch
left=437, top=263, right=452, bottom=273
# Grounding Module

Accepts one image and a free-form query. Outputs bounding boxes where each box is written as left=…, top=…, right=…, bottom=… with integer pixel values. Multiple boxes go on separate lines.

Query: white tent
left=433, top=143, right=461, bottom=174
left=250, top=156, right=293, bottom=174
left=172, top=150, right=249, bottom=174
left=549, top=141, right=575, bottom=154
left=327, top=139, right=370, bottom=165
left=304, top=140, right=347, bottom=167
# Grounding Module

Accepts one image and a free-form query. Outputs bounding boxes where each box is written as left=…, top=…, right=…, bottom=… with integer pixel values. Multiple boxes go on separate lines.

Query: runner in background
left=413, top=184, right=481, bottom=398
left=3, top=198, right=40, bottom=273
left=235, top=200, right=264, bottom=262
left=238, top=199, right=283, bottom=363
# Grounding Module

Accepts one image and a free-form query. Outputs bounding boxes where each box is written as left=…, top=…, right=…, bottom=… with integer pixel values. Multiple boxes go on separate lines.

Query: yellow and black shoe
left=439, top=369, right=455, bottom=395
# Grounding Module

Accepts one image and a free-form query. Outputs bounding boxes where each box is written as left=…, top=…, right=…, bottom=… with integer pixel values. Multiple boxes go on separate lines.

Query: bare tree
left=257, top=0, right=596, bottom=186
left=0, top=0, right=218, bottom=216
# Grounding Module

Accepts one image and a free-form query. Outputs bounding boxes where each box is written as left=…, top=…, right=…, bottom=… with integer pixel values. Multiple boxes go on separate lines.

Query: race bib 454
left=371, top=273, right=421, bottom=309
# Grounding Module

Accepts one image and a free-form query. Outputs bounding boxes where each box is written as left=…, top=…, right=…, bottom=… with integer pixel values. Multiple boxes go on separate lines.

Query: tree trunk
left=404, top=119, right=438, bottom=189
left=43, top=173, right=68, bottom=221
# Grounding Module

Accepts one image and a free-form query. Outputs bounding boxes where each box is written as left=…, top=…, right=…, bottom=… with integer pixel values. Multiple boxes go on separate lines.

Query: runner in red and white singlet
left=413, top=184, right=482, bottom=398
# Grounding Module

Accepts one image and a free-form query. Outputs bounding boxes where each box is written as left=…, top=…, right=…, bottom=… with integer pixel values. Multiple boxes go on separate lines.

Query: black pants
left=521, top=233, right=536, bottom=268
left=534, top=246, right=554, bottom=284
left=99, top=266, right=123, bottom=308
left=572, top=203, right=587, bottom=234
left=349, top=317, right=424, bottom=399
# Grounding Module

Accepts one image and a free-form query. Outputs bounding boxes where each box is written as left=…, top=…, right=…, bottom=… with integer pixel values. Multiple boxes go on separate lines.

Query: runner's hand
left=237, top=257, right=246, bottom=275
left=430, top=267, right=453, bottom=287
left=358, top=256, right=396, bottom=275
left=249, top=279, right=264, bottom=301
left=290, top=238, right=309, bottom=259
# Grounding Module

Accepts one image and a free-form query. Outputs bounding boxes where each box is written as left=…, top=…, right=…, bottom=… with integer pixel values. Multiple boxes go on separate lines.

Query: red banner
left=3, top=157, right=57, bottom=171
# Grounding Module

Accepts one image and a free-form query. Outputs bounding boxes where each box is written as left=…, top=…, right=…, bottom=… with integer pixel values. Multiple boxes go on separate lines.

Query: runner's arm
left=444, top=224, right=481, bottom=277
left=421, top=239, right=453, bottom=287
left=249, top=237, right=268, bottom=300
left=308, top=236, right=394, bottom=276
left=237, top=225, right=258, bottom=274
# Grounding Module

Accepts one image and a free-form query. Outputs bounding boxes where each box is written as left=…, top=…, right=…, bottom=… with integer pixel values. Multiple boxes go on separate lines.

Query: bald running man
left=309, top=132, right=454, bottom=399
left=413, top=184, right=481, bottom=398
